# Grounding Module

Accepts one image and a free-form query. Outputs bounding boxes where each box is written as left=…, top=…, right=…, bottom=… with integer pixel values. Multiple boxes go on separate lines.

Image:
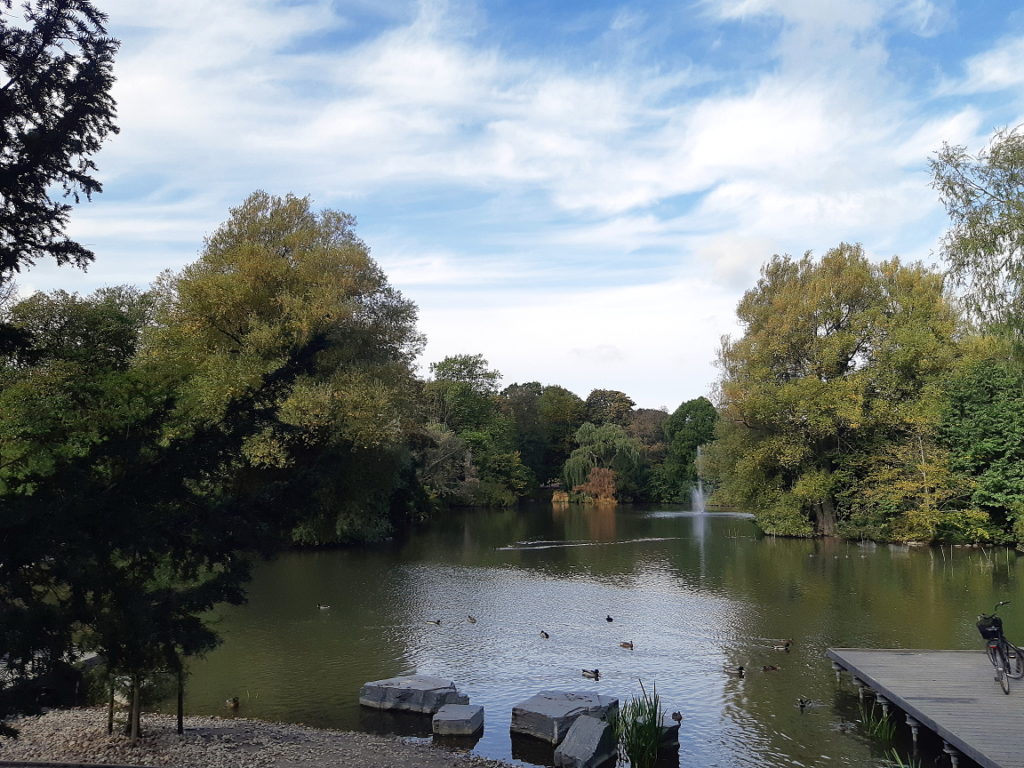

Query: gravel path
left=0, top=708, right=515, bottom=768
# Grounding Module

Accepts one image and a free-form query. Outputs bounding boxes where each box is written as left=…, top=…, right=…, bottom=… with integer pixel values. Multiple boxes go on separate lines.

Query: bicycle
left=976, top=600, right=1024, bottom=694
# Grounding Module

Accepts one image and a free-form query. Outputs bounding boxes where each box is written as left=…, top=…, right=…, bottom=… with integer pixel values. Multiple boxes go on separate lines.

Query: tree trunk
left=129, top=675, right=140, bottom=744
left=816, top=498, right=838, bottom=536
left=176, top=666, right=184, bottom=735
left=107, top=677, right=114, bottom=736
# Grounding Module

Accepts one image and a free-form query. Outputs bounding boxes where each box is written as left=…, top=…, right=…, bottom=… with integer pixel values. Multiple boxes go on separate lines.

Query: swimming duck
left=582, top=669, right=600, bottom=680
left=316, top=603, right=330, bottom=610
left=426, top=619, right=442, bottom=626
left=671, top=711, right=683, bottom=724
left=606, top=615, right=613, bottom=623
left=225, top=696, right=239, bottom=710
left=619, top=640, right=634, bottom=650
left=797, top=697, right=811, bottom=710
left=773, top=640, right=792, bottom=652
left=727, top=665, right=745, bottom=677
left=540, top=630, right=550, bottom=639
left=467, top=616, right=477, bottom=624
left=762, top=664, right=780, bottom=672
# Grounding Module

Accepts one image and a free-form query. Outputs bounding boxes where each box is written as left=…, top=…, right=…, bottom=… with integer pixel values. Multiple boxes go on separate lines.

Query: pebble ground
left=0, top=708, right=515, bottom=768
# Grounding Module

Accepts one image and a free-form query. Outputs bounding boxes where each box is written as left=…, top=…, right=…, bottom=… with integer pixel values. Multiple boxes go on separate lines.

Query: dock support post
left=942, top=741, right=961, bottom=768
left=905, top=715, right=920, bottom=748
left=852, top=677, right=866, bottom=700
left=875, top=694, right=890, bottom=716
left=830, top=660, right=844, bottom=683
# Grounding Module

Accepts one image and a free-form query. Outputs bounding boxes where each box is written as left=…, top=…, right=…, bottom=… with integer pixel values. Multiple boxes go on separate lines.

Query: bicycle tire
left=1007, top=643, right=1024, bottom=679
left=997, top=665, right=1011, bottom=694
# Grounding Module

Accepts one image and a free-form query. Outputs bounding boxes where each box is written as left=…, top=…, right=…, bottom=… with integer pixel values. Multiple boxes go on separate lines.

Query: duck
left=606, top=615, right=614, bottom=623
left=797, top=697, right=811, bottom=710
left=727, top=665, right=746, bottom=678
left=426, top=619, right=442, bottom=626
left=619, top=640, right=634, bottom=650
left=540, top=630, right=550, bottom=639
left=773, top=640, right=792, bottom=652
left=467, top=616, right=477, bottom=624
left=762, top=664, right=780, bottom=672
left=225, top=696, right=240, bottom=710
left=582, top=669, right=600, bottom=680
left=670, top=711, right=683, bottom=724
left=316, top=603, right=330, bottom=610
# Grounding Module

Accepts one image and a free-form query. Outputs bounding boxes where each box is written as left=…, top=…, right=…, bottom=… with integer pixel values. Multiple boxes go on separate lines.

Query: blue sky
left=22, top=0, right=1024, bottom=408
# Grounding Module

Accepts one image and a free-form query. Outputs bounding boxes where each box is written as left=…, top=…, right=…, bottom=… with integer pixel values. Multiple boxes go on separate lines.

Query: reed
left=886, top=748, right=922, bottom=768
left=614, top=680, right=663, bottom=768
left=859, top=700, right=896, bottom=743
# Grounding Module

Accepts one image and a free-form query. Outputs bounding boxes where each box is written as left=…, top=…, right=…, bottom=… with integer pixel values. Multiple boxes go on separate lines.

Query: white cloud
left=939, top=36, right=1024, bottom=95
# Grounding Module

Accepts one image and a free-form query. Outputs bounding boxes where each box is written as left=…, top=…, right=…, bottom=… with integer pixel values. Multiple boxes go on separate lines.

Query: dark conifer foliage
left=0, top=0, right=119, bottom=280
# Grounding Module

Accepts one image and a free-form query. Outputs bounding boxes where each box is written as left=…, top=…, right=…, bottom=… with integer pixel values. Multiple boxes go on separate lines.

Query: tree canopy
left=0, top=0, right=119, bottom=280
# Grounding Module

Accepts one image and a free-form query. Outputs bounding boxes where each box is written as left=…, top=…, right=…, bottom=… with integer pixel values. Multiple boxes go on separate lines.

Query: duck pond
left=177, top=504, right=1022, bottom=767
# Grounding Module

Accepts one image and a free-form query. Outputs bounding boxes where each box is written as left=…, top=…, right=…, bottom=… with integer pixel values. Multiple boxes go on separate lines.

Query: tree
left=0, top=0, right=119, bottom=281
left=706, top=244, right=961, bottom=538
left=144, top=192, right=425, bottom=543
left=584, top=389, right=635, bottom=426
left=421, top=355, right=531, bottom=506
left=657, top=397, right=717, bottom=502
left=563, top=422, right=644, bottom=502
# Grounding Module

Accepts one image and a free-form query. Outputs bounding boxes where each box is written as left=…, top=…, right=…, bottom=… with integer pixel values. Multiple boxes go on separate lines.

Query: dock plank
left=828, top=648, right=1024, bottom=768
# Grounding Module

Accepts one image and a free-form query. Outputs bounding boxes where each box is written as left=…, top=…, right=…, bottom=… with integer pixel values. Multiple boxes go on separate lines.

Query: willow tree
left=563, top=422, right=644, bottom=502
left=706, top=244, right=960, bottom=538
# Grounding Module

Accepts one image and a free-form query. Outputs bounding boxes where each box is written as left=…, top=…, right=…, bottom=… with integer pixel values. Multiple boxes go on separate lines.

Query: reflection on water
left=178, top=504, right=1022, bottom=767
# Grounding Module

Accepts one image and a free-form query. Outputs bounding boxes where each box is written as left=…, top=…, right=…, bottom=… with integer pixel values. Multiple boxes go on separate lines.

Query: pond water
left=178, top=504, right=1021, bottom=767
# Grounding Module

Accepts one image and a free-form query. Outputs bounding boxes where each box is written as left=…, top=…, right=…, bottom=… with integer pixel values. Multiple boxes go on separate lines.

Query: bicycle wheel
left=1007, top=643, right=1024, bottom=679
left=997, top=665, right=1011, bottom=694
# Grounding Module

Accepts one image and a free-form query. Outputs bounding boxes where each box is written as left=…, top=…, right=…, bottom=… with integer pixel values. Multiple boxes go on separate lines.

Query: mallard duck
left=727, top=665, right=745, bottom=677
left=773, top=640, right=792, bottom=652
left=619, top=640, right=634, bottom=650
left=582, top=669, right=600, bottom=680
left=316, top=603, right=330, bottom=610
left=426, top=619, right=441, bottom=626
left=467, top=616, right=477, bottom=624
left=606, top=615, right=613, bottom=623
left=540, top=630, right=550, bottom=639
left=670, top=711, right=683, bottom=724
left=762, top=664, right=779, bottom=672
left=225, top=696, right=239, bottom=710
left=797, top=697, right=811, bottom=710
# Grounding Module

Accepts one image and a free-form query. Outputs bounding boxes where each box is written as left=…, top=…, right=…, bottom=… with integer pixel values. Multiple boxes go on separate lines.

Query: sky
left=18, top=0, right=1024, bottom=409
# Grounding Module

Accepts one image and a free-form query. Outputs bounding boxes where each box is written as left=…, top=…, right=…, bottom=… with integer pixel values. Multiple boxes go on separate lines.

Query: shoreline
left=0, top=708, right=514, bottom=768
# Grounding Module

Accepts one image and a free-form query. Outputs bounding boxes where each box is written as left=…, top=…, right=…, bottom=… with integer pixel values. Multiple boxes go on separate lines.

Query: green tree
left=144, top=192, right=424, bottom=544
left=0, top=0, right=119, bottom=280
left=657, top=397, right=717, bottom=502
left=536, top=385, right=586, bottom=481
left=706, top=244, right=960, bottom=538
left=931, top=127, right=1024, bottom=339
left=584, top=388, right=635, bottom=426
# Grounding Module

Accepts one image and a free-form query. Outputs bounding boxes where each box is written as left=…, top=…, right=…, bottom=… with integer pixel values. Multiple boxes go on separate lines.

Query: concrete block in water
left=659, top=715, right=680, bottom=750
left=553, top=714, right=616, bottom=768
left=359, top=675, right=466, bottom=714
left=432, top=703, right=484, bottom=735
left=511, top=691, right=619, bottom=744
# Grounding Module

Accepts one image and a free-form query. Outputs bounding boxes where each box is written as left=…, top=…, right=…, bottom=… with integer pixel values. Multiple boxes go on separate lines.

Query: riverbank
left=0, top=708, right=514, bottom=768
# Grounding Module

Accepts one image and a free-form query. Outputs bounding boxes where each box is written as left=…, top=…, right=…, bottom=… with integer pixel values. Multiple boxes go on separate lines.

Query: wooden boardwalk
left=828, top=648, right=1024, bottom=768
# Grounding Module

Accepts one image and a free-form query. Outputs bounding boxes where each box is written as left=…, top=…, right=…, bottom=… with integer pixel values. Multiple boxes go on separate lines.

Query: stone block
left=359, top=675, right=466, bottom=714
left=432, top=703, right=484, bottom=735
left=658, top=715, right=680, bottom=750
left=553, top=714, right=617, bottom=768
left=511, top=691, right=619, bottom=744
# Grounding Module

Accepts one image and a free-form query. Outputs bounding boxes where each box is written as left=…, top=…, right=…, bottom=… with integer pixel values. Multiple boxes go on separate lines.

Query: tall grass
left=887, top=748, right=922, bottom=768
left=859, top=700, right=896, bottom=743
left=614, top=680, right=663, bottom=768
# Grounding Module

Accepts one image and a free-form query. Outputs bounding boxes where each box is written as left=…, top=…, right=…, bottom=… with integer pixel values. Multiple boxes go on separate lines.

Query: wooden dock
left=828, top=648, right=1024, bottom=768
